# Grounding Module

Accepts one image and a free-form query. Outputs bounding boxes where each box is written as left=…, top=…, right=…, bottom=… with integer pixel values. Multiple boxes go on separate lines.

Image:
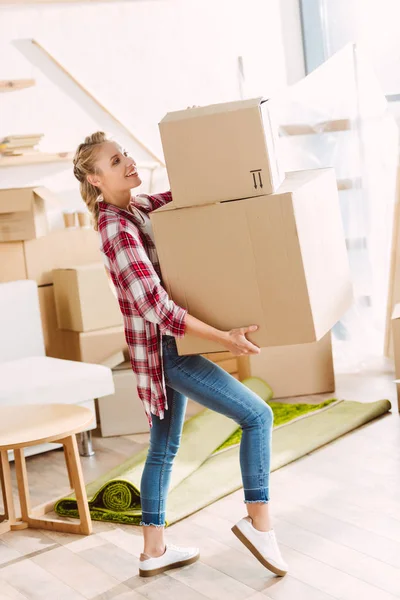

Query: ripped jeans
left=140, top=335, right=273, bottom=527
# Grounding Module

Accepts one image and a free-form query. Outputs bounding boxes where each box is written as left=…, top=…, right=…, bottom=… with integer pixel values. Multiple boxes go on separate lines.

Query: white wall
left=279, top=0, right=305, bottom=85
left=0, top=0, right=288, bottom=210
left=320, top=0, right=400, bottom=96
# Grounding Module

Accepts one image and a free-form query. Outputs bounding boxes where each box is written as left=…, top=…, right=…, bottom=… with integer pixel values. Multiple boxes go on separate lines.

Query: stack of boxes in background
left=0, top=187, right=124, bottom=362
left=0, top=187, right=101, bottom=293
left=151, top=97, right=353, bottom=398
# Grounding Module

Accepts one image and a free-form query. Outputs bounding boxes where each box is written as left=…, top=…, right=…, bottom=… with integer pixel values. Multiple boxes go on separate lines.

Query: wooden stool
left=0, top=404, right=94, bottom=536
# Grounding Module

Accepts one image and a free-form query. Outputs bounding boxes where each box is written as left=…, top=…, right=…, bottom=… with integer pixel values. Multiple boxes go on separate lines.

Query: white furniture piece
left=0, top=280, right=114, bottom=457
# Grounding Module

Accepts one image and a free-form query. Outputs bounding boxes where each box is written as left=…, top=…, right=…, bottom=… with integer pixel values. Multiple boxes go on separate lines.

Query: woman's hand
left=219, top=325, right=261, bottom=356
left=182, top=314, right=261, bottom=356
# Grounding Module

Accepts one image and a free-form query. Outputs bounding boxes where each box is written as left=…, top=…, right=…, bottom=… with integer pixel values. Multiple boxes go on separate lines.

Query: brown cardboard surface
left=98, top=368, right=148, bottom=436
left=0, top=187, right=50, bottom=241
left=37, top=284, right=127, bottom=364
left=38, top=285, right=66, bottom=358
left=61, top=326, right=127, bottom=364
left=0, top=242, right=26, bottom=282
left=0, top=228, right=102, bottom=285
left=151, top=168, right=352, bottom=355
left=159, top=97, right=284, bottom=208
left=392, top=303, right=400, bottom=320
left=248, top=332, right=335, bottom=398
left=53, top=263, right=123, bottom=332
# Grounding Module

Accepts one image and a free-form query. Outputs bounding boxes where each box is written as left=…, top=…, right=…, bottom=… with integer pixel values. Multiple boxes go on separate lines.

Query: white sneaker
left=232, top=517, right=288, bottom=576
left=139, top=543, right=200, bottom=577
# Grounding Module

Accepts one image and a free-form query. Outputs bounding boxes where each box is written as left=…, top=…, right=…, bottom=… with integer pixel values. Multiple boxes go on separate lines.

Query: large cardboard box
left=53, top=263, right=123, bottom=332
left=247, top=332, right=335, bottom=398
left=97, top=363, right=149, bottom=436
left=61, top=326, right=128, bottom=364
left=159, top=97, right=284, bottom=208
left=0, top=228, right=102, bottom=285
left=0, top=187, right=55, bottom=241
left=151, top=169, right=352, bottom=355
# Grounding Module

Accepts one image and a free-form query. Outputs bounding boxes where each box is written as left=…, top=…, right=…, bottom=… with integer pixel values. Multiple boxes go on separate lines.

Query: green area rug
left=55, top=396, right=391, bottom=527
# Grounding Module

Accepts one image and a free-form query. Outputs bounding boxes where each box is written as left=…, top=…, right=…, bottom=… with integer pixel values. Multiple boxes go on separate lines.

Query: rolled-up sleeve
left=133, top=191, right=173, bottom=213
left=111, top=230, right=187, bottom=337
left=147, top=191, right=173, bottom=211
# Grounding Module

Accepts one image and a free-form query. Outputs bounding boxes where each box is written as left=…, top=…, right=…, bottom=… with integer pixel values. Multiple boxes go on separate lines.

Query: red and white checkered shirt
left=97, top=191, right=187, bottom=426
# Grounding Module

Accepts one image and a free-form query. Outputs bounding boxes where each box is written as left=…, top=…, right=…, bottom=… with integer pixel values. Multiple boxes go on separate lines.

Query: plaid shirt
left=98, top=191, right=187, bottom=426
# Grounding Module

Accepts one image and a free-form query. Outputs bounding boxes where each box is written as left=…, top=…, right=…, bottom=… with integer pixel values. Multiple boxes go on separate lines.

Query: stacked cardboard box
left=150, top=97, right=353, bottom=396
left=51, top=263, right=127, bottom=363
left=245, top=332, right=335, bottom=398
left=203, top=333, right=334, bottom=398
left=0, top=187, right=128, bottom=364
left=0, top=187, right=102, bottom=284
left=97, top=361, right=149, bottom=436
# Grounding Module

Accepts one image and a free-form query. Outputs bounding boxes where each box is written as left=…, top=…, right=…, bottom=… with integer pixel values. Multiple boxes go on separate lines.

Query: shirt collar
left=97, top=194, right=145, bottom=227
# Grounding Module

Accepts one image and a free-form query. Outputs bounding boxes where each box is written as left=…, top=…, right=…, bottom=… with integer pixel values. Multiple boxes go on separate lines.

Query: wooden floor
left=0, top=358, right=399, bottom=600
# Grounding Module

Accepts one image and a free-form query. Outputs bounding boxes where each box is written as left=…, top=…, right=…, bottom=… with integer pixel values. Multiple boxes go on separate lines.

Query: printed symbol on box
left=250, top=169, right=263, bottom=190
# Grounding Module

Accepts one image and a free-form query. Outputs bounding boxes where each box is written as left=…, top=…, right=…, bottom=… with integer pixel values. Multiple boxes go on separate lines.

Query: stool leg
left=11, top=436, right=92, bottom=536
left=77, top=431, right=95, bottom=457
left=14, top=449, right=31, bottom=525
left=0, top=450, right=16, bottom=534
left=62, top=435, right=92, bottom=535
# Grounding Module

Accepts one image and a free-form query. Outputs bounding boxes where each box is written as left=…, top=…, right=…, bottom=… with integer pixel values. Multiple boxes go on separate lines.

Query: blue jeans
left=140, top=335, right=273, bottom=527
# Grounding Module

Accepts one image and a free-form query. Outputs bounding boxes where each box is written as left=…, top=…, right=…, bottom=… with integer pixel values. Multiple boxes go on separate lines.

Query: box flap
left=392, top=303, right=400, bottom=320
left=274, top=168, right=333, bottom=195
left=160, top=97, right=264, bottom=123
left=114, top=360, right=132, bottom=372
left=0, top=188, right=34, bottom=213
left=33, top=187, right=60, bottom=207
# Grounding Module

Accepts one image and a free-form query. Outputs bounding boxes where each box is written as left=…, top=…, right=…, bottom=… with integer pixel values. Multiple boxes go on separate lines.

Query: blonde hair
left=73, top=131, right=109, bottom=231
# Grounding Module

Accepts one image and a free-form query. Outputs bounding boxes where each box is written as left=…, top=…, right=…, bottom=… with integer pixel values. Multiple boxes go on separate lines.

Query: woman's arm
left=132, top=191, right=172, bottom=213
left=111, top=230, right=186, bottom=337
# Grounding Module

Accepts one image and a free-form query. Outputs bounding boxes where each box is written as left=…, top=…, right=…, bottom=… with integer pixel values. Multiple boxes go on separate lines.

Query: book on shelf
left=0, top=134, right=43, bottom=156
left=0, top=134, right=43, bottom=149
left=1, top=133, right=44, bottom=143
left=1, top=148, right=40, bottom=157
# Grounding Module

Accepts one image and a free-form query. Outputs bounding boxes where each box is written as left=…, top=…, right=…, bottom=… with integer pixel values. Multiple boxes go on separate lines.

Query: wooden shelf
left=0, top=151, right=74, bottom=168
left=280, top=119, right=352, bottom=136
left=0, top=79, right=35, bottom=93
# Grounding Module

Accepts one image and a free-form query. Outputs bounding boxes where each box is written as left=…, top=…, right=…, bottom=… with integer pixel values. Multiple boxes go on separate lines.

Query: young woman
left=73, top=131, right=288, bottom=578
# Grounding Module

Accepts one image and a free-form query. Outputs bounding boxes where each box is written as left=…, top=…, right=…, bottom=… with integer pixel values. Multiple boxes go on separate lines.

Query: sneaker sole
left=231, top=525, right=287, bottom=577
left=139, top=552, right=200, bottom=577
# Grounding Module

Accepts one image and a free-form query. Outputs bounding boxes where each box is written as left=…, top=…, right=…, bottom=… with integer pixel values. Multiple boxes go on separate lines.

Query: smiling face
left=87, top=141, right=142, bottom=196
